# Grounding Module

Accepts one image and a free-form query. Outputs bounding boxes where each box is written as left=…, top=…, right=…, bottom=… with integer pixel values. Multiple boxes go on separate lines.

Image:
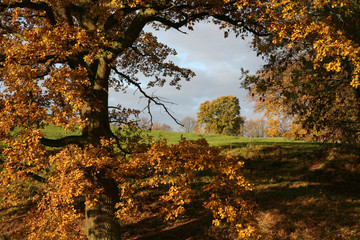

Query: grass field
left=3, top=127, right=360, bottom=239
left=147, top=129, right=303, bottom=145
left=233, top=143, right=360, bottom=239
left=138, top=130, right=360, bottom=239
left=102, top=129, right=357, bottom=239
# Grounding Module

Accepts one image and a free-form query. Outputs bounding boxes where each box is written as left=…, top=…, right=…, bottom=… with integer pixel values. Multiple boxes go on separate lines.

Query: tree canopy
left=0, top=1, right=265, bottom=239
left=241, top=0, right=360, bottom=142
left=197, top=96, right=243, bottom=135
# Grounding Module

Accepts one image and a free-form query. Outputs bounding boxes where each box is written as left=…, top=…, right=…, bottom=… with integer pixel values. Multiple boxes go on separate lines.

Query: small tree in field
left=180, top=116, right=197, bottom=133
left=266, top=117, right=291, bottom=137
left=241, top=118, right=267, bottom=138
left=151, top=121, right=173, bottom=131
left=0, top=1, right=266, bottom=239
left=197, top=96, right=244, bottom=136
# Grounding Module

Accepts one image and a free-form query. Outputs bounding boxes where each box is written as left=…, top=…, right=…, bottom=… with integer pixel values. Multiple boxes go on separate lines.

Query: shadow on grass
left=118, top=211, right=214, bottom=240
left=236, top=144, right=360, bottom=239
left=132, top=214, right=213, bottom=240
left=217, top=140, right=326, bottom=149
left=118, top=142, right=360, bottom=240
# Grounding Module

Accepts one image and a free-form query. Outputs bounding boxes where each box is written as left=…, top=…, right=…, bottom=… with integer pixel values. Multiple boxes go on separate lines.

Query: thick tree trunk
left=82, top=58, right=121, bottom=240
left=81, top=58, right=113, bottom=141
left=84, top=178, right=122, bottom=240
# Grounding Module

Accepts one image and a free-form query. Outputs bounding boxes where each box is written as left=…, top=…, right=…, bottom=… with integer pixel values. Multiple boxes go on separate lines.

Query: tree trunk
left=82, top=58, right=121, bottom=239
left=84, top=178, right=122, bottom=240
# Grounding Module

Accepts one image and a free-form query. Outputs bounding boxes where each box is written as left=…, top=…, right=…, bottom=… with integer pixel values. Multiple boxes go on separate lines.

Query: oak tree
left=197, top=96, right=244, bottom=135
left=0, top=1, right=266, bottom=239
left=242, top=1, right=360, bottom=142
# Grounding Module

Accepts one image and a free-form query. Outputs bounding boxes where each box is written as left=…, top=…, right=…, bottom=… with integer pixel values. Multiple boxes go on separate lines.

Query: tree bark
left=85, top=177, right=122, bottom=240
left=82, top=58, right=122, bottom=240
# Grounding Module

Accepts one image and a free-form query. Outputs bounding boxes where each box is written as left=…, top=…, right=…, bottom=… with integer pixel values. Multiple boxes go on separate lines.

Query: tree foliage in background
left=0, top=1, right=267, bottom=239
left=240, top=117, right=267, bottom=138
left=151, top=121, right=172, bottom=131
left=241, top=0, right=360, bottom=143
left=197, top=96, right=244, bottom=136
left=266, top=117, right=290, bottom=138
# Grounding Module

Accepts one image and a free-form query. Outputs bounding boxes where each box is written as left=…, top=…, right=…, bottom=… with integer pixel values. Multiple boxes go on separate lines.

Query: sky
left=109, top=21, right=265, bottom=131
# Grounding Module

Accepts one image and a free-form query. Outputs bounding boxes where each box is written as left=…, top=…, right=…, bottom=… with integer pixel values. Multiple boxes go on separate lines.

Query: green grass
left=136, top=130, right=360, bottom=239
left=228, top=143, right=360, bottom=239
left=41, top=126, right=307, bottom=147
left=42, top=124, right=81, bottom=139
left=146, top=130, right=308, bottom=147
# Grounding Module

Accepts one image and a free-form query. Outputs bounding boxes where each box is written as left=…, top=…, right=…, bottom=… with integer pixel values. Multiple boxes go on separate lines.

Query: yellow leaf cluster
left=110, top=137, right=260, bottom=238
left=264, top=0, right=360, bottom=88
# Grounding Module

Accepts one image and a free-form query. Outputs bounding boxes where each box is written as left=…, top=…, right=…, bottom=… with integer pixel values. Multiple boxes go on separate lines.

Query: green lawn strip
left=42, top=124, right=82, bottom=139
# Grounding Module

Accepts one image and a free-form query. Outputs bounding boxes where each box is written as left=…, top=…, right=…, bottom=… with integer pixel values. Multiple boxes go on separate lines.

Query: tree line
left=172, top=95, right=304, bottom=138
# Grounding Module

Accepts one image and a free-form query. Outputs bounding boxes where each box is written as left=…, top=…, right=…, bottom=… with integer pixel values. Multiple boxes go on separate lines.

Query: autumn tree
left=241, top=1, right=360, bottom=143
left=240, top=118, right=267, bottom=138
left=151, top=121, right=172, bottom=131
left=197, top=96, right=244, bottom=136
left=192, top=124, right=204, bottom=134
left=0, top=1, right=266, bottom=239
left=180, top=116, right=197, bottom=133
left=266, top=117, right=290, bottom=137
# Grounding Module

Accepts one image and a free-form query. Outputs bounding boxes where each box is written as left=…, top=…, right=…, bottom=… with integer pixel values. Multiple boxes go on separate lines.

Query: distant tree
left=197, top=96, right=244, bottom=136
left=266, top=117, right=291, bottom=137
left=285, top=121, right=310, bottom=140
left=151, top=121, right=172, bottom=131
left=180, top=116, right=197, bottom=133
left=266, top=118, right=281, bottom=137
left=192, top=124, right=204, bottom=134
left=138, top=117, right=151, bottom=130
left=241, top=118, right=267, bottom=138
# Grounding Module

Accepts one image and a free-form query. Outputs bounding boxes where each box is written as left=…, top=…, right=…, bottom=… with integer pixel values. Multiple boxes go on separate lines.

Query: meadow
left=2, top=127, right=360, bottom=239
left=133, top=130, right=360, bottom=239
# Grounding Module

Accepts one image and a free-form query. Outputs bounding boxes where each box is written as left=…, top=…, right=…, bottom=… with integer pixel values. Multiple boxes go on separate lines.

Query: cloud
left=109, top=22, right=265, bottom=130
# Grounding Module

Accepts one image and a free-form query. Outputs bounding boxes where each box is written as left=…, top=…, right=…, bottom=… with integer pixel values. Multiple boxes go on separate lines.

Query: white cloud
left=109, top=21, right=265, bottom=129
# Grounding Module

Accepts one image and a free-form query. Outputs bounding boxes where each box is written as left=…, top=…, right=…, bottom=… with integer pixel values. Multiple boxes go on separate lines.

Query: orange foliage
left=0, top=1, right=270, bottom=238
left=1, top=132, right=259, bottom=239
left=261, top=0, right=360, bottom=88
left=118, top=137, right=259, bottom=239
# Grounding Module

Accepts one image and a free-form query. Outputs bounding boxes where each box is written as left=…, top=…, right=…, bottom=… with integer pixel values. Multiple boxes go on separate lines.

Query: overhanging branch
left=212, top=14, right=269, bottom=37
left=151, top=12, right=208, bottom=33
left=40, top=135, right=88, bottom=148
left=0, top=158, right=47, bottom=183
left=111, top=67, right=183, bottom=126
left=0, top=1, right=56, bottom=25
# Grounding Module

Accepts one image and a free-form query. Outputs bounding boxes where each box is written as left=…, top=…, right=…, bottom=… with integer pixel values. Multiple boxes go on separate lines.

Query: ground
left=1, top=133, right=360, bottom=239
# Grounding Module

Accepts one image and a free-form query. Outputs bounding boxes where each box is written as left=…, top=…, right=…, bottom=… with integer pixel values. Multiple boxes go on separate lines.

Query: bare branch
left=111, top=67, right=183, bottom=126
left=151, top=12, right=208, bottom=33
